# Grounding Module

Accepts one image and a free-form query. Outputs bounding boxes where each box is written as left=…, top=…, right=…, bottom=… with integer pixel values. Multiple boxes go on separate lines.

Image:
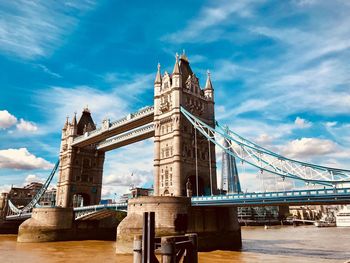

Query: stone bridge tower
left=153, top=52, right=217, bottom=197
left=56, top=108, right=105, bottom=207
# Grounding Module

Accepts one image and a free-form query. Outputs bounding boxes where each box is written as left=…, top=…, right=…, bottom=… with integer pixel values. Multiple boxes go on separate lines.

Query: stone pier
left=17, top=207, right=118, bottom=242
left=116, top=196, right=241, bottom=253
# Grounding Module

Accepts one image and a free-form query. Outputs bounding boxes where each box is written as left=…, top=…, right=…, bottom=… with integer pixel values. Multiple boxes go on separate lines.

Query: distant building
left=238, top=205, right=290, bottom=225
left=24, top=182, right=43, bottom=191
left=117, top=187, right=153, bottom=203
left=131, top=187, right=153, bottom=198
left=220, top=136, right=241, bottom=194
left=7, top=185, right=40, bottom=208
left=2, top=182, right=57, bottom=212
left=0, top=193, right=8, bottom=219
left=100, top=199, right=113, bottom=205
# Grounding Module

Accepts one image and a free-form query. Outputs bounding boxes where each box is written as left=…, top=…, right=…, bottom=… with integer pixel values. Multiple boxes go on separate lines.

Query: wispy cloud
left=36, top=64, right=62, bottom=78
left=162, top=0, right=263, bottom=44
left=37, top=85, right=128, bottom=132
left=0, top=0, right=95, bottom=59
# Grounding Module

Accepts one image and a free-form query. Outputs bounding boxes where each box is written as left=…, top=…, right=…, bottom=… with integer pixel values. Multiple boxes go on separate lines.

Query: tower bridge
left=4, top=52, right=350, bottom=252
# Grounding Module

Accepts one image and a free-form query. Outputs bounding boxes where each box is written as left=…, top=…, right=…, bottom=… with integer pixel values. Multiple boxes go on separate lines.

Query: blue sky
left=0, top=0, right=349, bottom=197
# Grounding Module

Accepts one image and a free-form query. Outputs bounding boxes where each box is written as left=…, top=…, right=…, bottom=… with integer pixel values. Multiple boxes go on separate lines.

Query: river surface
left=1, top=226, right=349, bottom=263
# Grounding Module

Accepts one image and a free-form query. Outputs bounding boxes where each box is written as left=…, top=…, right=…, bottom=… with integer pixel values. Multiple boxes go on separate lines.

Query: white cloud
left=0, top=1, right=95, bottom=59
left=255, top=133, right=274, bottom=145
left=0, top=110, right=17, bottom=129
left=280, top=138, right=338, bottom=159
left=101, top=140, right=154, bottom=198
left=16, top=119, right=38, bottom=132
left=24, top=174, right=43, bottom=185
left=294, top=117, right=312, bottom=129
left=325, top=121, right=337, bottom=128
left=0, top=184, right=11, bottom=194
left=0, top=148, right=53, bottom=170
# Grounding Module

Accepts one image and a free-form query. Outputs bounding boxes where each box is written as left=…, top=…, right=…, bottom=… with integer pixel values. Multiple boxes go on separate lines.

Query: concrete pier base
left=18, top=207, right=73, bottom=242
left=17, top=207, right=118, bottom=242
left=116, top=196, right=241, bottom=253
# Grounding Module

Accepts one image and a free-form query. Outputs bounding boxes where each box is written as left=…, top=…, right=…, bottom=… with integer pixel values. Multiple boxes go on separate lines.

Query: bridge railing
left=192, top=188, right=350, bottom=202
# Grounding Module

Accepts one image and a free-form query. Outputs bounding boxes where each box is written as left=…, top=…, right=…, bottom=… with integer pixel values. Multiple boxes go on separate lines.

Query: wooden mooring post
left=133, top=212, right=198, bottom=263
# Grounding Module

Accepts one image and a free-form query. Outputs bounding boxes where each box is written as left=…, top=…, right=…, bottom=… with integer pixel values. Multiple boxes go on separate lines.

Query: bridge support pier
left=116, top=196, right=241, bottom=253
left=17, top=207, right=118, bottom=242
left=17, top=207, right=73, bottom=242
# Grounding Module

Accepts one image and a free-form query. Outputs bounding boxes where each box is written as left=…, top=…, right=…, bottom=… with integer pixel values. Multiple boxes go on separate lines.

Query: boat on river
left=314, top=213, right=336, bottom=227
left=336, top=205, right=350, bottom=227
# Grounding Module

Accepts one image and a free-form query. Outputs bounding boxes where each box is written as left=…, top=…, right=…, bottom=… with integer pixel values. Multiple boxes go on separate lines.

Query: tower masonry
left=56, top=108, right=105, bottom=207
left=153, top=52, right=217, bottom=197
left=117, top=53, right=241, bottom=252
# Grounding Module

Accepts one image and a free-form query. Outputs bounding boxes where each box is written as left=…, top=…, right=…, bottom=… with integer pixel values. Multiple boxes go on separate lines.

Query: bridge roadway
left=71, top=106, right=154, bottom=148
left=6, top=188, right=350, bottom=221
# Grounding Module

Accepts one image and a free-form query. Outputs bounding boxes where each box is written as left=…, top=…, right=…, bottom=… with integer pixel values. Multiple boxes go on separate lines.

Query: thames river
left=1, top=226, right=349, bottom=263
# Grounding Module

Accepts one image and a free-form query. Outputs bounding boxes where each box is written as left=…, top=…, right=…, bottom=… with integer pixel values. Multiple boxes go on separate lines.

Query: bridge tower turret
left=153, top=52, right=217, bottom=197
left=56, top=108, right=105, bottom=208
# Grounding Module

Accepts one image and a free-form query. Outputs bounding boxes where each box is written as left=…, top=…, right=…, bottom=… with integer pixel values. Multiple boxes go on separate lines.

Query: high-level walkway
left=72, top=106, right=154, bottom=148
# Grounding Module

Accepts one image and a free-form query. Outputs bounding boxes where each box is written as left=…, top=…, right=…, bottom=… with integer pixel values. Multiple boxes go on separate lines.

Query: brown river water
left=1, top=226, right=350, bottom=263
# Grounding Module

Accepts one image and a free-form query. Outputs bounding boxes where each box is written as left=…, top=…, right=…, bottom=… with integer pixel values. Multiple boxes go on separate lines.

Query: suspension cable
left=195, top=125, right=199, bottom=197
left=208, top=134, right=213, bottom=196
left=180, top=107, right=348, bottom=186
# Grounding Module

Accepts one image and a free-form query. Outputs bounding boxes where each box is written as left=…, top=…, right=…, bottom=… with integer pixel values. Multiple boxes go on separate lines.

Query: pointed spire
left=63, top=116, right=69, bottom=130
left=172, top=53, right=180, bottom=75
left=83, top=105, right=90, bottom=113
left=204, top=70, right=213, bottom=90
left=155, top=63, right=162, bottom=84
left=180, top=49, right=189, bottom=62
left=72, top=112, right=77, bottom=127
